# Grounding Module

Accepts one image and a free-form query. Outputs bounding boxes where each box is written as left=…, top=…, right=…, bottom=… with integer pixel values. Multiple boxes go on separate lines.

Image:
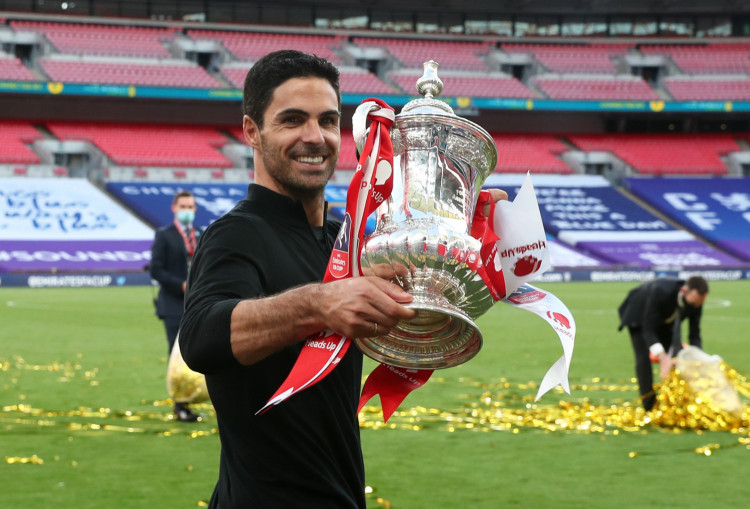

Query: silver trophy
left=356, top=60, right=498, bottom=370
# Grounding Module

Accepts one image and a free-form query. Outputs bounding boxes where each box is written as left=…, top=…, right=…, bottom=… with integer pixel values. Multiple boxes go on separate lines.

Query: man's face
left=682, top=287, right=707, bottom=308
left=243, top=76, right=341, bottom=199
left=171, top=196, right=197, bottom=219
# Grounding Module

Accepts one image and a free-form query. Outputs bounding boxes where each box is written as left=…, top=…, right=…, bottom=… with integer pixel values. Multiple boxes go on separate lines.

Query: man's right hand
left=314, top=276, right=417, bottom=339
left=228, top=276, right=417, bottom=366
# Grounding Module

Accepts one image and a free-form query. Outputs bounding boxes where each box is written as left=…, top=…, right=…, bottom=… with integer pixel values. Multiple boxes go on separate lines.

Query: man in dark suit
left=618, top=276, right=709, bottom=411
left=150, top=190, right=201, bottom=422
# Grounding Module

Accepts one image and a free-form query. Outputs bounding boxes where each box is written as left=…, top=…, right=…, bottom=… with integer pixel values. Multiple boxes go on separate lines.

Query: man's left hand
left=481, top=188, right=509, bottom=217
left=659, top=353, right=674, bottom=380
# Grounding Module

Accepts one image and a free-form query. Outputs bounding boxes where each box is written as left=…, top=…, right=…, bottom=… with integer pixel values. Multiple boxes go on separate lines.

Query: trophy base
left=354, top=298, right=483, bottom=370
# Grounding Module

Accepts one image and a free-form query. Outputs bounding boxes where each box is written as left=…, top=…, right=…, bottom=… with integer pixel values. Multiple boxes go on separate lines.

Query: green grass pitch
left=2, top=281, right=748, bottom=508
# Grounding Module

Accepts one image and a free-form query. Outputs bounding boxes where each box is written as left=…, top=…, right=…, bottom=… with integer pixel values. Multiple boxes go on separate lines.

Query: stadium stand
left=0, top=17, right=748, bottom=182
left=338, top=129, right=360, bottom=171
left=226, top=125, right=244, bottom=143
left=38, top=55, right=223, bottom=88
left=639, top=43, right=750, bottom=74
left=662, top=76, right=750, bottom=101
left=500, top=43, right=633, bottom=74
left=388, top=69, right=534, bottom=98
left=0, top=53, right=37, bottom=80
left=45, top=122, right=234, bottom=168
left=218, top=62, right=253, bottom=89
left=0, top=120, right=42, bottom=164
left=352, top=37, right=491, bottom=72
left=0, top=5, right=748, bottom=278
left=186, top=30, right=344, bottom=65
left=493, top=134, right=572, bottom=174
left=531, top=75, right=661, bottom=101
left=219, top=61, right=396, bottom=97
left=9, top=20, right=177, bottom=58
left=567, top=133, right=740, bottom=176
left=338, top=66, right=396, bottom=95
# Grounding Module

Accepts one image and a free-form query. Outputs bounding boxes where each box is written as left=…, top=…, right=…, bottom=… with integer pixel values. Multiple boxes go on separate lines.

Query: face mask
left=681, top=295, right=697, bottom=310
left=177, top=209, right=195, bottom=225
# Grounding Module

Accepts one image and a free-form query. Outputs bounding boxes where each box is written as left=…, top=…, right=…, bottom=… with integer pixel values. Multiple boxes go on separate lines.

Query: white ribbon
left=491, top=172, right=576, bottom=400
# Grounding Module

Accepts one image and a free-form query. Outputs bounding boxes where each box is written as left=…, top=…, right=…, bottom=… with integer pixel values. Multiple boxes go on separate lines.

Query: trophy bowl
left=356, top=61, right=498, bottom=370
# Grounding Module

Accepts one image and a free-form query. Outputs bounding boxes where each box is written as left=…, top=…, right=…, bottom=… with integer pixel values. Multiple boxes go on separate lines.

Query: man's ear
left=243, top=115, right=260, bottom=149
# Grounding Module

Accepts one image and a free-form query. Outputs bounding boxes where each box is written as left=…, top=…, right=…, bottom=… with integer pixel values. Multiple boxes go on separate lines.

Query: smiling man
left=178, top=50, right=416, bottom=508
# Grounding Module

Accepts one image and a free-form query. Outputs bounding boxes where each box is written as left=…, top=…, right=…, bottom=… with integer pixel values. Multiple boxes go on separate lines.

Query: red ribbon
left=472, top=190, right=507, bottom=302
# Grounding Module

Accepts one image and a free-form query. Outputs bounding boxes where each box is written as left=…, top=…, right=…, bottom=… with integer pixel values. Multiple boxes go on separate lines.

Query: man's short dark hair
left=685, top=275, right=709, bottom=295
left=173, top=190, right=194, bottom=204
left=242, top=50, right=340, bottom=129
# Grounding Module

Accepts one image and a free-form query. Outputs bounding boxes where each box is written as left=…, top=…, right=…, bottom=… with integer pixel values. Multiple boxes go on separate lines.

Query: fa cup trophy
left=356, top=60, right=498, bottom=370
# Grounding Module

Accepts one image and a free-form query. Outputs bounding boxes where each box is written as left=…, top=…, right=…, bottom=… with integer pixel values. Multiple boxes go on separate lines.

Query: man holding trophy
left=179, top=50, right=510, bottom=507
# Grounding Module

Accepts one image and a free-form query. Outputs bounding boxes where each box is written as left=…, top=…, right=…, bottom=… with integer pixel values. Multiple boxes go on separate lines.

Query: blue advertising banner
left=105, top=182, right=249, bottom=228
left=486, top=175, right=683, bottom=238
left=106, top=182, right=353, bottom=229
left=483, top=174, right=744, bottom=268
left=625, top=177, right=750, bottom=262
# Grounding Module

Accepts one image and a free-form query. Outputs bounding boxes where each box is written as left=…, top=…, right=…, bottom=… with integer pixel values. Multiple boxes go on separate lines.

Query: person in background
left=618, top=275, right=709, bottom=411
left=150, top=190, right=201, bottom=423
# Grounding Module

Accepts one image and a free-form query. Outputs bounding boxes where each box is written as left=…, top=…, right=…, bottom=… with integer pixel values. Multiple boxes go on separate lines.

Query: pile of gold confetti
left=358, top=361, right=750, bottom=453
left=651, top=362, right=748, bottom=431
left=3, top=355, right=749, bottom=466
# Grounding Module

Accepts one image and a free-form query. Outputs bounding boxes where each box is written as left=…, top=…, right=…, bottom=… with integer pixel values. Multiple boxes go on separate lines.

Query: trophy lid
left=399, top=60, right=455, bottom=116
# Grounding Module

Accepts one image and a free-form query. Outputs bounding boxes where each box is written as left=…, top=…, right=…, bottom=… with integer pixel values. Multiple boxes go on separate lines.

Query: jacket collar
left=242, top=183, right=329, bottom=227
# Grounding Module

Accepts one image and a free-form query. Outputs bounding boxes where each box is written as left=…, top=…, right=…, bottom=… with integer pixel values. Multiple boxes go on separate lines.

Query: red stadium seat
left=640, top=43, right=750, bottom=74
left=0, top=55, right=37, bottom=81
left=219, top=64, right=253, bottom=89
left=663, top=77, right=750, bottom=101
left=501, top=42, right=633, bottom=74
left=532, top=76, right=660, bottom=101
left=388, top=70, right=534, bottom=98
left=187, top=30, right=344, bottom=65
left=45, top=122, right=234, bottom=168
left=38, top=57, right=223, bottom=88
left=338, top=129, right=360, bottom=171
left=0, top=121, right=42, bottom=164
left=493, top=134, right=572, bottom=174
left=353, top=37, right=491, bottom=72
left=568, top=133, right=738, bottom=175
left=10, top=20, right=177, bottom=58
left=339, top=68, right=396, bottom=95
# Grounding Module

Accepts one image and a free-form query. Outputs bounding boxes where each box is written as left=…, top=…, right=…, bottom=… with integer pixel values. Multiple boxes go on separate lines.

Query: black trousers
left=162, top=315, right=190, bottom=411
left=162, top=315, right=181, bottom=355
left=627, top=326, right=671, bottom=411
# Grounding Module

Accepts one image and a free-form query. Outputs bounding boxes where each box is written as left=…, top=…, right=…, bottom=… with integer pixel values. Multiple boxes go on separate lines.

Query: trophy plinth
left=356, top=60, right=498, bottom=370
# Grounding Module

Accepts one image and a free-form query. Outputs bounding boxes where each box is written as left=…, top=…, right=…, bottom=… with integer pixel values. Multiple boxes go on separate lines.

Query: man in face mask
left=150, top=190, right=200, bottom=422
left=618, top=275, right=709, bottom=411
